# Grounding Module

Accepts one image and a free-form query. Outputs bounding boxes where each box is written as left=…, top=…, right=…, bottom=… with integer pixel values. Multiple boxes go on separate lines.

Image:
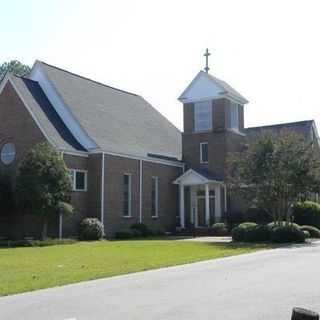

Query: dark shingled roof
left=11, top=75, right=85, bottom=152
left=39, top=61, right=182, bottom=159
left=245, top=120, right=315, bottom=143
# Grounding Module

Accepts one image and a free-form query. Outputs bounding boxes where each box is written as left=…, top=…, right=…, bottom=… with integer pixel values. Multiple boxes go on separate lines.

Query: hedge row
left=231, top=222, right=320, bottom=243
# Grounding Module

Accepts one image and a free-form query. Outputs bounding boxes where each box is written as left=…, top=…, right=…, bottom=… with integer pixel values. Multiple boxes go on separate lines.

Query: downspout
left=60, top=151, right=64, bottom=239
left=101, top=152, right=105, bottom=226
left=139, top=160, right=143, bottom=223
left=224, top=184, right=227, bottom=213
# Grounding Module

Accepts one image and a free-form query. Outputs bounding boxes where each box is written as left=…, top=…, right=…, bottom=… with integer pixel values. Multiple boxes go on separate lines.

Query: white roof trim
left=30, top=61, right=99, bottom=151
left=0, top=72, right=10, bottom=95
left=100, top=150, right=184, bottom=168
left=173, top=168, right=222, bottom=185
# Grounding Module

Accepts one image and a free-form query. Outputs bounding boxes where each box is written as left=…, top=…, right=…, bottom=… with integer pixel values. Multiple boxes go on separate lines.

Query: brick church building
left=0, top=58, right=319, bottom=238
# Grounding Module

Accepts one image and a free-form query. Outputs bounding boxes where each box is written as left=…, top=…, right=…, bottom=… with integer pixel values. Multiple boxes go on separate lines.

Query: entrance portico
left=174, top=169, right=226, bottom=229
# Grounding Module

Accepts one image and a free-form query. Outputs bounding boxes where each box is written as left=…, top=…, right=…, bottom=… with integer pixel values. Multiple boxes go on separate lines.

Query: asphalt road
left=1, top=242, right=320, bottom=320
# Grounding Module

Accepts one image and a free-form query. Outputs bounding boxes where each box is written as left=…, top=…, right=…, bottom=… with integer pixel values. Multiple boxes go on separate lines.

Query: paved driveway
left=0, top=242, right=319, bottom=320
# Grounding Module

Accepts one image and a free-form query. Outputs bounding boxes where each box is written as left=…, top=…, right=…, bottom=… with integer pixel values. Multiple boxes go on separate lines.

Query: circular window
left=1, top=143, right=16, bottom=165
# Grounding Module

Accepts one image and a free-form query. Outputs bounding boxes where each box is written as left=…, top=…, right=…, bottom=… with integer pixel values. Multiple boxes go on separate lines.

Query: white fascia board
left=173, top=168, right=224, bottom=185
left=178, top=71, right=203, bottom=101
left=0, top=72, right=12, bottom=95
left=173, top=169, right=208, bottom=185
left=30, top=61, right=98, bottom=151
left=224, top=93, right=249, bottom=105
left=90, top=150, right=184, bottom=168
left=180, top=93, right=248, bottom=105
left=60, top=149, right=89, bottom=158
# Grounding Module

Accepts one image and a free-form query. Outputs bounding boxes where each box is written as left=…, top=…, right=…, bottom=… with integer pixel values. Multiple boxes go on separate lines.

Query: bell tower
left=178, top=50, right=249, bottom=179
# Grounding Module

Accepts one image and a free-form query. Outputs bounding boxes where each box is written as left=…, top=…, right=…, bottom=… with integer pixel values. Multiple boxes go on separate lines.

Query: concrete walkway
left=0, top=242, right=319, bottom=320
left=179, top=236, right=232, bottom=243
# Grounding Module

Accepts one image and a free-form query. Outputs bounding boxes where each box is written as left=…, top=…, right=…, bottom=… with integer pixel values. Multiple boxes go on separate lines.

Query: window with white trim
left=200, top=142, right=208, bottom=164
left=1, top=143, right=16, bottom=165
left=123, top=174, right=132, bottom=217
left=151, top=177, right=159, bottom=218
left=69, top=169, right=87, bottom=192
left=230, top=102, right=240, bottom=130
left=194, top=101, right=212, bottom=132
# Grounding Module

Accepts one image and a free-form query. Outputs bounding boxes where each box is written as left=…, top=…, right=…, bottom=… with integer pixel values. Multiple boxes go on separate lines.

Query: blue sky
left=1, top=0, right=320, bottom=131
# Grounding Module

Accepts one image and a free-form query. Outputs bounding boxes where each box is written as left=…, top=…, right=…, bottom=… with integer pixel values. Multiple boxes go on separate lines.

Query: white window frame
left=0, top=143, right=16, bottom=165
left=230, top=102, right=240, bottom=131
left=194, top=100, right=212, bottom=132
left=200, top=142, right=209, bottom=164
left=69, top=169, right=88, bottom=192
left=151, top=176, right=159, bottom=218
left=123, top=173, right=132, bottom=218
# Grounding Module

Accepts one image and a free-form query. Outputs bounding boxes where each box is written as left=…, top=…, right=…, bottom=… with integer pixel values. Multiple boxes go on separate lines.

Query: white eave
left=173, top=168, right=223, bottom=186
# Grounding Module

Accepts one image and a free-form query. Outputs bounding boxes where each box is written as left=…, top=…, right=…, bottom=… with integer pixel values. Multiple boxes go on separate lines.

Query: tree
left=0, top=60, right=31, bottom=80
left=0, top=174, right=15, bottom=214
left=16, top=143, right=72, bottom=239
left=227, top=131, right=320, bottom=225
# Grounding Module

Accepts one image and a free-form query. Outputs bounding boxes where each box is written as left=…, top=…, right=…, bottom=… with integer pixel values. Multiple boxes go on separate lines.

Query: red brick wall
left=103, top=154, right=182, bottom=236
left=0, top=82, right=46, bottom=178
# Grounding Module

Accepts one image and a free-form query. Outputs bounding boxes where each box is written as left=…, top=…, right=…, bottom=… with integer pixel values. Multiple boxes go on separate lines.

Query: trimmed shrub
left=238, top=222, right=258, bottom=228
left=130, top=223, right=153, bottom=237
left=79, top=218, right=104, bottom=240
left=293, top=201, right=320, bottom=229
left=300, top=225, right=320, bottom=238
left=153, top=229, right=166, bottom=236
left=267, top=221, right=300, bottom=229
left=211, top=223, right=229, bottom=236
left=232, top=222, right=257, bottom=242
left=270, top=225, right=305, bottom=243
left=0, top=238, right=76, bottom=248
left=115, top=230, right=134, bottom=239
left=245, top=224, right=270, bottom=242
left=115, top=229, right=143, bottom=239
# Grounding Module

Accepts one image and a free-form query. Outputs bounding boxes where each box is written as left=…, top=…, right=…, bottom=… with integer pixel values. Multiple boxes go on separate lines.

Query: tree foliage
left=16, top=143, right=72, bottom=239
left=227, top=131, right=320, bottom=224
left=0, top=174, right=15, bottom=214
left=0, top=60, right=31, bottom=80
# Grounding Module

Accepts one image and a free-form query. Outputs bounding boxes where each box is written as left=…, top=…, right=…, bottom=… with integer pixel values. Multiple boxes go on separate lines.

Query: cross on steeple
left=203, top=48, right=211, bottom=73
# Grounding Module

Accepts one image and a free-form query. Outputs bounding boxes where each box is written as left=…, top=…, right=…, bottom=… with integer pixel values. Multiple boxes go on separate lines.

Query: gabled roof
left=178, top=70, right=248, bottom=104
left=173, top=168, right=224, bottom=185
left=31, top=61, right=182, bottom=159
left=4, top=74, right=85, bottom=152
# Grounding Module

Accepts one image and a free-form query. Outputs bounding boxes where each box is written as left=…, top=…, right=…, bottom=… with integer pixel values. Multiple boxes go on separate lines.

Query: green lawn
left=0, top=239, right=271, bottom=296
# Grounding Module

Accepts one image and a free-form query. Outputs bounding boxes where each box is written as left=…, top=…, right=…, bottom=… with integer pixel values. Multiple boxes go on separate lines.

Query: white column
left=179, top=185, right=185, bottom=228
left=195, top=187, right=199, bottom=227
left=190, top=186, right=198, bottom=227
left=215, top=184, right=222, bottom=222
left=224, top=184, right=227, bottom=213
left=139, top=160, right=143, bottom=223
left=100, top=152, right=105, bottom=226
left=190, top=186, right=194, bottom=224
left=205, top=183, right=210, bottom=226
